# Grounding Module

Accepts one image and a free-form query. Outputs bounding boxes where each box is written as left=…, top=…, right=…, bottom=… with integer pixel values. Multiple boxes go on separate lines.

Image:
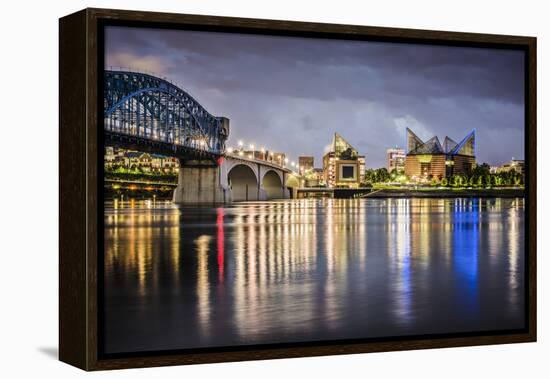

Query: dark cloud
left=105, top=26, right=525, bottom=167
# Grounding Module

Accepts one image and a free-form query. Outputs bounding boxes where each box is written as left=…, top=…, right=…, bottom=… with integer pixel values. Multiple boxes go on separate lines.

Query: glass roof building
left=323, top=133, right=365, bottom=188
left=405, top=128, right=476, bottom=181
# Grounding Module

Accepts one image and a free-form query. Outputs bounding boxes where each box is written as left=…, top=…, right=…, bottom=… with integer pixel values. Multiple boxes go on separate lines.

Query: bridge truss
left=104, top=70, right=229, bottom=159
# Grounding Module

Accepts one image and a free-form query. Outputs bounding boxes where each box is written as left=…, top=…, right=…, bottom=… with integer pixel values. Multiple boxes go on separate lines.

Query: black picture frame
left=59, top=8, right=537, bottom=371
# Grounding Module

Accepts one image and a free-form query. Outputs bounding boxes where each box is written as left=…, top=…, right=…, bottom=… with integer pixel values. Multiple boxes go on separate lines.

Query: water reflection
left=387, top=199, right=412, bottom=326
left=452, top=199, right=480, bottom=319
left=103, top=198, right=525, bottom=354
left=196, top=235, right=211, bottom=338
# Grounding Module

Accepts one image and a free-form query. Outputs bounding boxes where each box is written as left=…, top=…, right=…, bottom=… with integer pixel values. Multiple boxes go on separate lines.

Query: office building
left=386, top=147, right=406, bottom=173
left=497, top=159, right=525, bottom=175
left=298, top=156, right=314, bottom=175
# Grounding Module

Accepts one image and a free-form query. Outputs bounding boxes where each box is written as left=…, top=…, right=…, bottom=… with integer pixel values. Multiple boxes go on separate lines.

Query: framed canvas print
left=59, top=8, right=536, bottom=371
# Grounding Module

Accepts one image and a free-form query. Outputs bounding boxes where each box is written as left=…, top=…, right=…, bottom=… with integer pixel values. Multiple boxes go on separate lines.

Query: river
left=102, top=197, right=525, bottom=354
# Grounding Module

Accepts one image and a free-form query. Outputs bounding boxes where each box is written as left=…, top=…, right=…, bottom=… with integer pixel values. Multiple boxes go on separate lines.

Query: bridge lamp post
left=249, top=144, right=255, bottom=159
left=284, top=158, right=289, bottom=167
left=238, top=140, right=244, bottom=150
left=227, top=147, right=234, bottom=154
left=261, top=147, right=266, bottom=160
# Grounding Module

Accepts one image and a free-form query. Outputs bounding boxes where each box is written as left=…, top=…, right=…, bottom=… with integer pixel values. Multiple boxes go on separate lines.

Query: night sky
left=105, top=26, right=525, bottom=168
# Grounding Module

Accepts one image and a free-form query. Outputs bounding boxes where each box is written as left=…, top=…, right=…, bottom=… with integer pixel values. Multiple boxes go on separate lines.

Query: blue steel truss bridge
left=104, top=70, right=230, bottom=161
left=103, top=70, right=295, bottom=204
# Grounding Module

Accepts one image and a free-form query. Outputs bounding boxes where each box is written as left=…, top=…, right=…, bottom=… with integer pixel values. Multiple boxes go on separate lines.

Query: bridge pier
left=172, top=156, right=294, bottom=204
left=173, top=160, right=229, bottom=204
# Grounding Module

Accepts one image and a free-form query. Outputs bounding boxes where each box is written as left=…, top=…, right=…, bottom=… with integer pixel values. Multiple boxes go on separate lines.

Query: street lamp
left=238, top=140, right=243, bottom=149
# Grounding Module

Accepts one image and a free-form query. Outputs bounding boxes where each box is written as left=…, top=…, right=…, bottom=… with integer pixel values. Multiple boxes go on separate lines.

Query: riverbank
left=365, top=188, right=524, bottom=198
left=104, top=180, right=176, bottom=200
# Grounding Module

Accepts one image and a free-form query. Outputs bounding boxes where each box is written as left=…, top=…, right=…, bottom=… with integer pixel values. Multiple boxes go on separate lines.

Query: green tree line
left=362, top=163, right=523, bottom=188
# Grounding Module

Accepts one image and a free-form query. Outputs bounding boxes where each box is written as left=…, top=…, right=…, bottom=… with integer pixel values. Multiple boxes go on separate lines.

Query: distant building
left=104, top=146, right=127, bottom=167
left=313, top=168, right=324, bottom=181
left=104, top=148, right=179, bottom=173
left=497, top=159, right=525, bottom=175
left=127, top=152, right=148, bottom=170
left=151, top=154, right=179, bottom=172
left=105, top=146, right=116, bottom=166
left=298, top=156, right=314, bottom=175
left=404, top=128, right=476, bottom=181
left=386, top=147, right=406, bottom=173
left=304, top=168, right=324, bottom=187
left=322, top=133, right=366, bottom=188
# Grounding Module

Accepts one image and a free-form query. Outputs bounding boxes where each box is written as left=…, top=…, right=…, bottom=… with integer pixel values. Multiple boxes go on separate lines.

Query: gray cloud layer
left=105, top=26, right=525, bottom=167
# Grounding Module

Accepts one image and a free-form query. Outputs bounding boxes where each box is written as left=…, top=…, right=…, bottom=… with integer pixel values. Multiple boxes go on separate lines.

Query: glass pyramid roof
left=407, top=128, right=475, bottom=157
left=449, top=130, right=475, bottom=157
left=443, top=136, right=458, bottom=153
left=407, top=128, right=424, bottom=154
left=332, top=133, right=358, bottom=160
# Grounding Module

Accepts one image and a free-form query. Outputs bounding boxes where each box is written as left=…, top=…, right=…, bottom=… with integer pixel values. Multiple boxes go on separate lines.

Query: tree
left=450, top=175, right=460, bottom=187
left=383, top=168, right=390, bottom=182
left=340, top=147, right=356, bottom=160
left=361, top=168, right=391, bottom=185
left=363, top=168, right=375, bottom=184
left=476, top=175, right=483, bottom=187
left=389, top=168, right=404, bottom=179
left=375, top=168, right=390, bottom=183
left=472, top=162, right=491, bottom=177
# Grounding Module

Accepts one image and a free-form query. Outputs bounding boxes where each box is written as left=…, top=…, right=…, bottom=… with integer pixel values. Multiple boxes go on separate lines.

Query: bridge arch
left=285, top=174, right=301, bottom=199
left=104, top=70, right=229, bottom=157
left=228, top=164, right=259, bottom=201
left=286, top=174, right=300, bottom=188
left=262, top=170, right=284, bottom=200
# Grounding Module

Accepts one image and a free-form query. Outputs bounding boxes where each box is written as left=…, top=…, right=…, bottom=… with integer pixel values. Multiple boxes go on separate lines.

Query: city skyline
left=96, top=22, right=529, bottom=359
left=105, top=26, right=525, bottom=168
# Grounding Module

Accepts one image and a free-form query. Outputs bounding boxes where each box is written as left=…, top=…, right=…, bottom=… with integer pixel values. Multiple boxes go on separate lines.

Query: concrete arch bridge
left=173, top=155, right=298, bottom=203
